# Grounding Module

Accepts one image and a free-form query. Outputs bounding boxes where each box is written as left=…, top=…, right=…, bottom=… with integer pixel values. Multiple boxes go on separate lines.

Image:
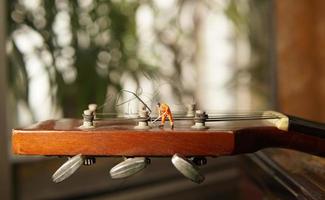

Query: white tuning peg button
left=171, top=154, right=205, bottom=184
left=52, top=154, right=84, bottom=183
left=110, top=157, right=150, bottom=179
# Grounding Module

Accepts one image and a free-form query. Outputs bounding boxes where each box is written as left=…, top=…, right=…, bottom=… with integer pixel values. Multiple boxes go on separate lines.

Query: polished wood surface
left=234, top=127, right=325, bottom=157
left=12, top=119, right=235, bottom=157
left=12, top=118, right=325, bottom=157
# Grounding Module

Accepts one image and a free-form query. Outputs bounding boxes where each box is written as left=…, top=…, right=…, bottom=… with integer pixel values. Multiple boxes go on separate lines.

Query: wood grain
left=234, top=127, right=325, bottom=157
left=12, top=119, right=235, bottom=157
left=12, top=118, right=325, bottom=157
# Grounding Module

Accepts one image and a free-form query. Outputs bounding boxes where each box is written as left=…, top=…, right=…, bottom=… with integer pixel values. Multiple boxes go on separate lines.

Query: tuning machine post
left=191, top=110, right=209, bottom=129
left=78, top=104, right=98, bottom=129
left=186, top=104, right=196, bottom=117
left=79, top=109, right=95, bottom=129
left=189, top=156, right=207, bottom=166
left=135, top=106, right=151, bottom=130
left=88, top=104, right=97, bottom=117
left=52, top=154, right=96, bottom=183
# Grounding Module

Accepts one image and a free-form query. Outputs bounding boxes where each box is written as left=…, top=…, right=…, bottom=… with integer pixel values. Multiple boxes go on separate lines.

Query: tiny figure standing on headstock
left=156, top=102, right=174, bottom=129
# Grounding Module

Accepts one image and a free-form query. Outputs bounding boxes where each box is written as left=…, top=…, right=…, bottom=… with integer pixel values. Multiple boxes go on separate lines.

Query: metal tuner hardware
left=171, top=154, right=205, bottom=184
left=52, top=154, right=96, bottom=183
left=110, top=157, right=151, bottom=179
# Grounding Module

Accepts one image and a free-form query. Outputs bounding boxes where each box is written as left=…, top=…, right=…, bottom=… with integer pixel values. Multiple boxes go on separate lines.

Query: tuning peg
left=191, top=110, right=208, bottom=129
left=52, top=154, right=84, bottom=183
left=110, top=157, right=150, bottom=179
left=79, top=109, right=95, bottom=129
left=135, top=106, right=151, bottom=130
left=171, top=154, right=205, bottom=184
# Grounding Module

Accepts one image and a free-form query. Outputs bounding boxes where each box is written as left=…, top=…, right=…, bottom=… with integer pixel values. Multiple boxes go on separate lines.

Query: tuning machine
left=191, top=110, right=209, bottom=129
left=135, top=106, right=151, bottom=130
left=52, top=154, right=96, bottom=183
left=110, top=157, right=151, bottom=179
left=171, top=154, right=205, bottom=184
left=79, top=104, right=98, bottom=129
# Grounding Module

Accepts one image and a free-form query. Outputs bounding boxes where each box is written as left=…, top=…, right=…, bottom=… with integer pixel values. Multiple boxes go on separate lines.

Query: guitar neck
left=234, top=116, right=325, bottom=156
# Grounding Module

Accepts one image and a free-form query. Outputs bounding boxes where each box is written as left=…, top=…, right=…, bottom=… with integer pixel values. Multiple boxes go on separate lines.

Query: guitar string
left=92, top=88, right=278, bottom=121
left=91, top=89, right=280, bottom=122
left=96, top=110, right=274, bottom=116
left=95, top=113, right=277, bottom=118
left=95, top=111, right=276, bottom=117
left=93, top=115, right=279, bottom=122
left=92, top=89, right=278, bottom=122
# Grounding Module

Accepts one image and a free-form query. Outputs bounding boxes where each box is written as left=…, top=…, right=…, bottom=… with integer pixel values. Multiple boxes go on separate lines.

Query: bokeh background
left=1, top=0, right=325, bottom=199
left=6, top=0, right=274, bottom=124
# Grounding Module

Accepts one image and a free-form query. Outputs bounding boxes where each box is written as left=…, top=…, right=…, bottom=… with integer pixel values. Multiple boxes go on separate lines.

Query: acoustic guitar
left=12, top=104, right=325, bottom=184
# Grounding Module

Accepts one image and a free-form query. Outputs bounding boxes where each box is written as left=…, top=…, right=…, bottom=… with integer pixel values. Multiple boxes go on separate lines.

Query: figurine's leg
left=159, top=115, right=166, bottom=128
left=168, top=115, right=174, bottom=129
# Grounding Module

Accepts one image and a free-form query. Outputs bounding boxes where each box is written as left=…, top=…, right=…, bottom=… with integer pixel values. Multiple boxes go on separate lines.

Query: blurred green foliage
left=7, top=0, right=273, bottom=120
left=7, top=0, right=158, bottom=117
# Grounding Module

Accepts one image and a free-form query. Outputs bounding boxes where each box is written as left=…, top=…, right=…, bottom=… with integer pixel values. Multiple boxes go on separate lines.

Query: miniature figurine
left=156, top=102, right=174, bottom=129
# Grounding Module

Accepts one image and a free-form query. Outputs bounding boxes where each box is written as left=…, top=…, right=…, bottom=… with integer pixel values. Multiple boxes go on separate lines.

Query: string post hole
left=191, top=110, right=208, bottom=129
left=80, top=109, right=95, bottom=129
left=135, top=106, right=151, bottom=130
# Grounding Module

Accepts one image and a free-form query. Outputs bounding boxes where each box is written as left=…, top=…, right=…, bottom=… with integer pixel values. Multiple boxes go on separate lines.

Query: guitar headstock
left=13, top=103, right=286, bottom=184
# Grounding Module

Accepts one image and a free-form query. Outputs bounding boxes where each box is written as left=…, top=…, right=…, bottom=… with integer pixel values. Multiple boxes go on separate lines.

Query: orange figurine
left=157, top=102, right=174, bottom=129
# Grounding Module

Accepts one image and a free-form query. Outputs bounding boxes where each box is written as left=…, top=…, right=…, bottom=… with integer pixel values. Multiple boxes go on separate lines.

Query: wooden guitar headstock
left=12, top=109, right=325, bottom=183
